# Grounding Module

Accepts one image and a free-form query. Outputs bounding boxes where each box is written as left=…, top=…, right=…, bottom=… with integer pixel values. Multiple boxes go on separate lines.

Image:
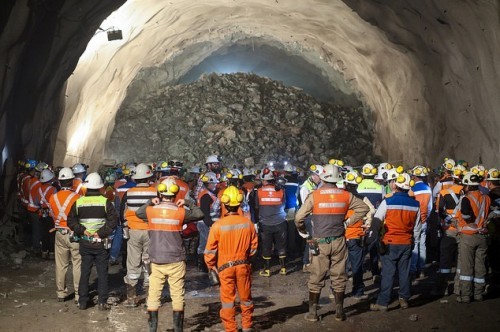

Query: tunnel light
left=95, top=27, right=123, bottom=41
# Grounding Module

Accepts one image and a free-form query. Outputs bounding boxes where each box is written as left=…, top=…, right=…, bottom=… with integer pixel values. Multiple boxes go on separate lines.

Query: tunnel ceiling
left=1, top=0, right=500, bottom=182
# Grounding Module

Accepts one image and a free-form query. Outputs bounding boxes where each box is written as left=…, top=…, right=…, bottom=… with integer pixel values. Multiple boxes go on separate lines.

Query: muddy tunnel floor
left=1, top=255, right=500, bottom=332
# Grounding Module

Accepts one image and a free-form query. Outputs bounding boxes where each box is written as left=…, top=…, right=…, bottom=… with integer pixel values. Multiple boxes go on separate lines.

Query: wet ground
left=1, top=254, right=500, bottom=332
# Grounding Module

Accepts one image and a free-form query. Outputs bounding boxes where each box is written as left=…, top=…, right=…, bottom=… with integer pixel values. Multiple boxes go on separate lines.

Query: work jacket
left=49, top=188, right=80, bottom=229
left=122, top=184, right=158, bottom=230
left=457, top=190, right=491, bottom=235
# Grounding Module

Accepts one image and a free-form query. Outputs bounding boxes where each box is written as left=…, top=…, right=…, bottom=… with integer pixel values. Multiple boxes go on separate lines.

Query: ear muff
left=363, top=167, right=370, bottom=174
left=409, top=179, right=415, bottom=187
left=238, top=174, right=243, bottom=180
left=123, top=169, right=130, bottom=175
left=347, top=173, right=355, bottom=181
left=329, top=159, right=336, bottom=165
left=220, top=194, right=230, bottom=204
left=454, top=169, right=462, bottom=176
left=386, top=164, right=393, bottom=170
left=472, top=168, right=479, bottom=174
left=479, top=170, right=485, bottom=177
left=491, top=170, right=500, bottom=178
left=445, top=162, right=453, bottom=170
left=338, top=160, right=344, bottom=167
left=201, top=175, right=209, bottom=182
left=396, top=175, right=405, bottom=184
left=396, top=166, right=404, bottom=174
left=414, top=168, right=422, bottom=176
left=161, top=161, right=168, bottom=168
left=158, top=183, right=179, bottom=195
left=226, top=173, right=233, bottom=179
left=355, top=176, right=362, bottom=184
left=310, top=165, right=317, bottom=171
left=371, top=168, right=377, bottom=175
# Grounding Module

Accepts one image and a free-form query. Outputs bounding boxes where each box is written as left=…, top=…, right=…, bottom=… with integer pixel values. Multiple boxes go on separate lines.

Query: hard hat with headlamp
left=442, top=158, right=456, bottom=171
left=35, top=162, right=49, bottom=172
left=329, top=159, right=345, bottom=167
left=344, top=170, right=363, bottom=185
left=486, top=168, right=500, bottom=181
left=157, top=178, right=179, bottom=196
left=40, top=169, right=55, bottom=183
left=451, top=165, right=466, bottom=179
left=227, top=168, right=243, bottom=180
left=206, top=155, right=221, bottom=164
left=361, top=163, right=377, bottom=176
left=220, top=186, right=244, bottom=207
left=394, top=173, right=415, bottom=190
left=72, top=163, right=86, bottom=175
left=58, top=167, right=75, bottom=180
left=462, top=172, right=481, bottom=186
left=470, top=165, right=486, bottom=177
left=320, top=164, right=342, bottom=183
left=261, top=168, right=275, bottom=181
left=411, top=165, right=428, bottom=177
left=201, top=172, right=219, bottom=184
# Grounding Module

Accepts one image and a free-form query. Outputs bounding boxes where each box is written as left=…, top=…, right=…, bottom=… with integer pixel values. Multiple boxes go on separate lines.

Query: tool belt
left=218, top=260, right=250, bottom=272
left=316, top=236, right=340, bottom=244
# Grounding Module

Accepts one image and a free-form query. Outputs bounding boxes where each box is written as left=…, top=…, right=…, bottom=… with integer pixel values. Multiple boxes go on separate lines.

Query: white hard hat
left=443, top=158, right=456, bottom=171
left=205, top=155, right=221, bottom=164
left=58, top=167, right=75, bottom=180
left=284, top=163, right=294, bottom=172
left=126, top=163, right=136, bottom=174
left=72, top=163, right=86, bottom=174
left=470, top=164, right=486, bottom=177
left=486, top=168, right=500, bottom=181
left=35, top=162, right=49, bottom=172
left=132, top=163, right=153, bottom=180
left=451, top=165, right=466, bottom=179
left=85, top=172, right=104, bottom=189
left=189, top=166, right=202, bottom=174
left=40, top=169, right=55, bottom=183
left=462, top=172, right=481, bottom=186
left=201, top=172, right=219, bottom=184
left=320, top=164, right=342, bottom=183
left=395, top=173, right=414, bottom=190
left=157, top=177, right=179, bottom=196
left=386, top=169, right=399, bottom=182
left=411, top=165, right=428, bottom=177
left=329, top=159, right=345, bottom=167
left=361, top=163, right=377, bottom=176
left=227, top=168, right=242, bottom=180
left=242, top=167, right=252, bottom=176
left=261, top=168, right=275, bottom=181
left=344, top=170, right=363, bottom=185
left=308, top=164, right=324, bottom=176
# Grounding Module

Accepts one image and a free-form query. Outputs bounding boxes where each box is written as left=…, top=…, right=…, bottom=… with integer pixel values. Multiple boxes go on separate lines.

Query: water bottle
left=122, top=222, right=130, bottom=240
left=208, top=269, right=220, bottom=286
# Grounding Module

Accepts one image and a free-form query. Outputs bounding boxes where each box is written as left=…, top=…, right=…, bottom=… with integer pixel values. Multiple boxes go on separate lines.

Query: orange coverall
left=205, top=213, right=258, bottom=332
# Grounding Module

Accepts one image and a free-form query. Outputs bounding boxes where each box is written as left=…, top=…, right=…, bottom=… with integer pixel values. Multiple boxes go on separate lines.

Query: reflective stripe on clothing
left=125, top=185, right=158, bottom=230
left=76, top=195, right=108, bottom=235
left=457, top=191, right=490, bottom=234
left=27, top=178, right=42, bottom=212
left=49, top=190, right=80, bottom=228
left=311, top=188, right=350, bottom=237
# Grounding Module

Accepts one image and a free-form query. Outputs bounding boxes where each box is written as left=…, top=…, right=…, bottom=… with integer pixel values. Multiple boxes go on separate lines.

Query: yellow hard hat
left=220, top=185, right=244, bottom=207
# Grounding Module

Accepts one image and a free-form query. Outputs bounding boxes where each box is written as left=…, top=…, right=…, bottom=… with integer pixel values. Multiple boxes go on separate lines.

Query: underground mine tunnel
left=1, top=1, right=500, bottom=331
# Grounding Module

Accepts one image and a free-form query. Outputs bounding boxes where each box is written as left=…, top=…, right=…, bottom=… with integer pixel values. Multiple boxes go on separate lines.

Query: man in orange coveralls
left=205, top=185, right=258, bottom=332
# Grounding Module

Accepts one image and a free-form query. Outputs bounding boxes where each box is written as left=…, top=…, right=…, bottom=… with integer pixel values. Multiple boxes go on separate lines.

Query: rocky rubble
left=106, top=72, right=378, bottom=167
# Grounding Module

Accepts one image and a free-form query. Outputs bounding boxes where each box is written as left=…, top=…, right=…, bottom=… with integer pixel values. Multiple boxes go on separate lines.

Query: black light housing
left=107, top=29, right=123, bottom=41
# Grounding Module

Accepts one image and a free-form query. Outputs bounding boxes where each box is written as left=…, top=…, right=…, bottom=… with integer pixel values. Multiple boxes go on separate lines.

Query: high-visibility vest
left=124, top=185, right=158, bottom=230
left=157, top=176, right=189, bottom=200
left=20, top=175, right=32, bottom=206
left=27, top=177, right=42, bottom=212
left=382, top=193, right=420, bottom=245
left=75, top=195, right=107, bottom=235
left=197, top=188, right=220, bottom=222
left=457, top=190, right=491, bottom=235
left=311, top=187, right=350, bottom=238
left=345, top=209, right=364, bottom=239
left=49, top=190, right=80, bottom=229
left=72, top=178, right=87, bottom=196
left=39, top=183, right=57, bottom=209
left=438, top=184, right=463, bottom=230
left=147, top=203, right=185, bottom=232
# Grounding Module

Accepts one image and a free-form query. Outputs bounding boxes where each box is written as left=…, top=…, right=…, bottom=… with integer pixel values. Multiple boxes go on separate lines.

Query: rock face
left=106, top=73, right=376, bottom=167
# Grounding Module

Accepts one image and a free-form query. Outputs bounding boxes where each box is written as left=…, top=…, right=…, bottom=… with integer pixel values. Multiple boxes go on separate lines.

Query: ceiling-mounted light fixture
left=95, top=27, right=123, bottom=41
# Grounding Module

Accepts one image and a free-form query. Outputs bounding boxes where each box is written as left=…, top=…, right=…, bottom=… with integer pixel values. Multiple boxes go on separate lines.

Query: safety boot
left=304, top=292, right=320, bottom=322
left=124, top=284, right=138, bottom=308
left=260, top=257, right=271, bottom=277
left=279, top=257, right=287, bottom=275
left=197, top=254, right=208, bottom=273
left=148, top=310, right=158, bottom=332
left=173, top=310, right=184, bottom=332
left=334, top=291, right=346, bottom=321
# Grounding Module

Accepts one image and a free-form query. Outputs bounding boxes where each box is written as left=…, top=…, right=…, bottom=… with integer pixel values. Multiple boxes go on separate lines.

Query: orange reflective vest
left=49, top=189, right=80, bottom=229
left=157, top=176, right=189, bottom=201
left=311, top=188, right=350, bottom=238
left=21, top=175, right=32, bottom=207
left=147, top=203, right=185, bottom=232
left=39, top=183, right=57, bottom=209
left=72, top=178, right=87, bottom=196
left=457, top=191, right=491, bottom=235
left=27, top=177, right=42, bottom=212
left=125, top=185, right=158, bottom=230
left=438, top=184, right=463, bottom=231
left=345, top=209, right=364, bottom=239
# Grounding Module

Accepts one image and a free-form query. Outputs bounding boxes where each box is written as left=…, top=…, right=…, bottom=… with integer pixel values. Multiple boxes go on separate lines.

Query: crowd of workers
left=13, top=155, right=500, bottom=331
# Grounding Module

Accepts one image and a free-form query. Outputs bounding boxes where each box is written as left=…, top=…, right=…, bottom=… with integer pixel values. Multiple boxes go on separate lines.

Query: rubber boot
left=279, top=256, right=287, bottom=275
left=334, top=291, right=346, bottom=321
left=173, top=310, right=184, bottom=332
left=259, top=257, right=271, bottom=277
left=148, top=310, right=158, bottom=332
left=125, top=284, right=137, bottom=308
left=305, top=292, right=320, bottom=322
left=197, top=254, right=208, bottom=273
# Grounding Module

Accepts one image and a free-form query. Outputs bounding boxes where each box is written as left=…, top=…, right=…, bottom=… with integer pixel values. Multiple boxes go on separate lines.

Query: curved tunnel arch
left=56, top=0, right=431, bottom=168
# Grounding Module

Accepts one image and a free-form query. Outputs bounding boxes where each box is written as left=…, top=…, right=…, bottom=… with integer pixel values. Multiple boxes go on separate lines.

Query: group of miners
left=13, top=155, right=500, bottom=332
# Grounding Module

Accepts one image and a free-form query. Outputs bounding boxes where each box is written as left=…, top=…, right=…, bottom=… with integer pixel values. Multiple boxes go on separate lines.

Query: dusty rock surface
left=106, top=72, right=376, bottom=167
left=1, top=254, right=500, bottom=331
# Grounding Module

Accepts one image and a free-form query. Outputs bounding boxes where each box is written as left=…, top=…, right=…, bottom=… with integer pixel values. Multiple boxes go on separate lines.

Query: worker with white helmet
left=432, top=158, right=456, bottom=202
left=370, top=173, right=421, bottom=312
left=134, top=177, right=204, bottom=332
left=48, top=167, right=82, bottom=304
left=39, top=169, right=57, bottom=259
left=455, top=172, right=491, bottom=303
left=196, top=172, right=221, bottom=272
left=121, top=163, right=158, bottom=307
left=434, top=165, right=465, bottom=296
left=298, top=164, right=324, bottom=272
left=283, top=163, right=300, bottom=256
left=71, top=163, right=87, bottom=196
left=193, top=155, right=223, bottom=203
left=67, top=172, right=118, bottom=310
left=295, top=164, right=369, bottom=322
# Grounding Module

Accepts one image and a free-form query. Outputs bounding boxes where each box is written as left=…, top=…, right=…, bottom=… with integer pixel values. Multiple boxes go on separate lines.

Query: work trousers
left=302, top=217, right=313, bottom=265
left=55, top=231, right=81, bottom=300
left=110, top=224, right=123, bottom=261
left=79, top=244, right=109, bottom=305
left=197, top=221, right=210, bottom=255
left=308, top=236, right=348, bottom=293
left=261, top=221, right=287, bottom=258
left=376, top=244, right=412, bottom=306
left=124, top=229, right=149, bottom=287
left=219, top=264, right=253, bottom=332
left=27, top=211, right=41, bottom=252
left=147, top=261, right=186, bottom=311
left=40, top=216, right=55, bottom=254
left=347, top=238, right=365, bottom=296
left=439, top=230, right=461, bottom=294
left=459, top=233, right=488, bottom=298
left=411, top=223, right=427, bottom=274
